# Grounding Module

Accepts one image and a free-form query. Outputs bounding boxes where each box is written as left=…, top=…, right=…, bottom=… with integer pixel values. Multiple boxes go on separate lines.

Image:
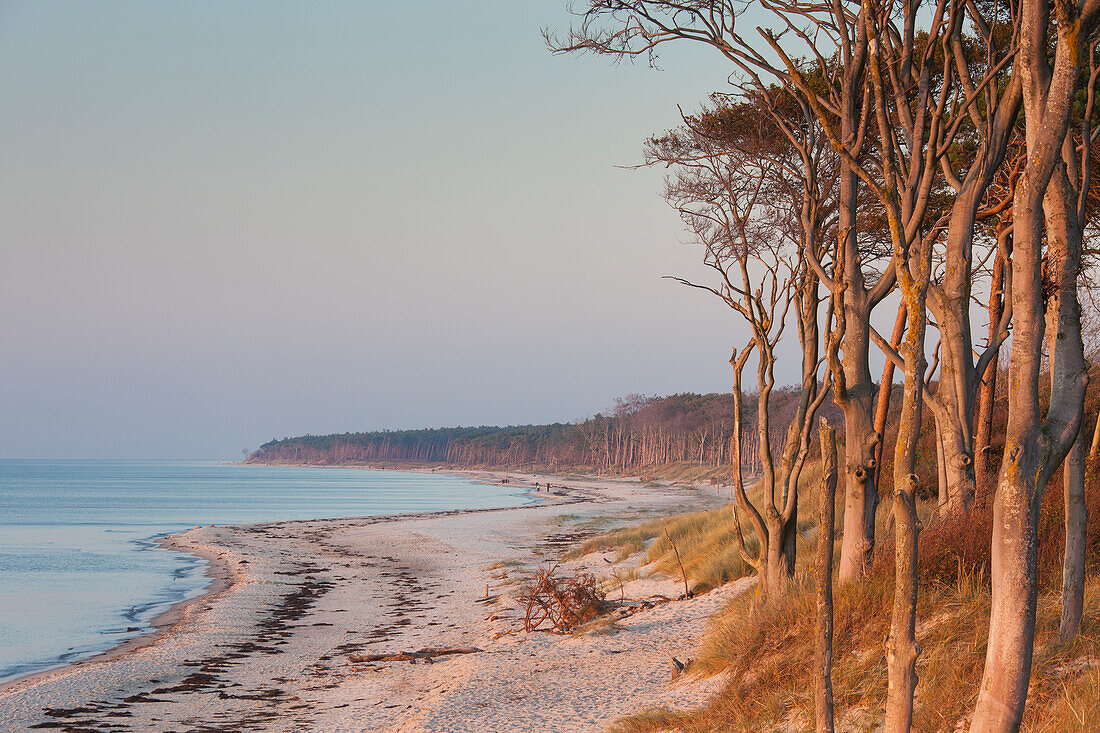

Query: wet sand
left=0, top=473, right=740, bottom=732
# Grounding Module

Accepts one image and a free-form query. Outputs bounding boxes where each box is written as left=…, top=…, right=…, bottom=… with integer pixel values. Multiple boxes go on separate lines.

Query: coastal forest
left=249, top=391, right=843, bottom=476
left=262, top=1, right=1100, bottom=731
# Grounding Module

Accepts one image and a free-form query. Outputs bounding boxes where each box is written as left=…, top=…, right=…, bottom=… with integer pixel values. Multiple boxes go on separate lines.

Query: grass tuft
left=569, top=506, right=756, bottom=593
left=649, top=494, right=1100, bottom=732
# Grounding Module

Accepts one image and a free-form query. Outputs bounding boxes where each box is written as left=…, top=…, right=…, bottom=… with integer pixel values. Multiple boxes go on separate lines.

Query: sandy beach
left=0, top=473, right=744, bottom=732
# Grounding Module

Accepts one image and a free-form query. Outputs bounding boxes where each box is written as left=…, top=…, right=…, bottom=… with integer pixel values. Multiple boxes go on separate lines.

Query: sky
left=0, top=1, right=819, bottom=459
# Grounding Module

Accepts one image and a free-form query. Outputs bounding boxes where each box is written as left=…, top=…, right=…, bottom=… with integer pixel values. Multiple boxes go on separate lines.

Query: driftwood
left=662, top=528, right=691, bottom=598
left=519, top=563, right=606, bottom=633
left=591, top=594, right=676, bottom=627
left=669, top=656, right=692, bottom=680
left=348, top=646, right=482, bottom=664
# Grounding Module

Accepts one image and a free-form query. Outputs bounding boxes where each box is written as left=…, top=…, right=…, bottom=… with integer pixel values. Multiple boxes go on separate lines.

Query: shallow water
left=0, top=460, right=526, bottom=683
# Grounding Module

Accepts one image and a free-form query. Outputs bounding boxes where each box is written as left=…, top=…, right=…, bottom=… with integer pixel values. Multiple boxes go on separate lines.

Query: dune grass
left=568, top=505, right=755, bottom=593
left=607, top=485, right=1100, bottom=732
left=573, top=466, right=824, bottom=595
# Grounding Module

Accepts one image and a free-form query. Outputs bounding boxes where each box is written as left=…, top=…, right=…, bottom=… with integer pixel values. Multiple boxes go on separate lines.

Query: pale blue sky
left=0, top=1, right=785, bottom=458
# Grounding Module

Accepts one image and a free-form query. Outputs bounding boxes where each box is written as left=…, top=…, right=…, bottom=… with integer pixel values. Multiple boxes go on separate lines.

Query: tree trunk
left=927, top=200, right=982, bottom=513
left=885, top=485, right=920, bottom=733
left=837, top=310, right=880, bottom=583
left=939, top=415, right=975, bottom=511
left=1047, top=152, right=1089, bottom=647
left=834, top=51, right=881, bottom=581
left=815, top=421, right=838, bottom=733
left=764, top=515, right=788, bottom=594
left=974, top=248, right=1005, bottom=505
left=1088, top=401, right=1100, bottom=465
left=971, top=101, right=1089, bottom=733
left=884, top=276, right=926, bottom=733
left=972, top=464, right=1040, bottom=733
left=1060, top=426, right=1086, bottom=643
left=935, top=420, right=948, bottom=509
left=873, top=301, right=907, bottom=487
left=781, top=500, right=798, bottom=583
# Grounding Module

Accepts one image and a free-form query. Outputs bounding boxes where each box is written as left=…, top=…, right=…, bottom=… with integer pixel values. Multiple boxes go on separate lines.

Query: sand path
left=0, top=474, right=741, bottom=732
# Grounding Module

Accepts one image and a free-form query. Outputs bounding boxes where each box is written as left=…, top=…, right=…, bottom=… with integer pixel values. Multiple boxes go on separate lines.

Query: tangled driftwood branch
left=518, top=563, right=607, bottom=633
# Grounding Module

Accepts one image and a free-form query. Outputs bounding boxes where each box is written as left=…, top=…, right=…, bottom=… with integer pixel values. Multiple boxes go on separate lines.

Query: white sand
left=0, top=473, right=745, bottom=732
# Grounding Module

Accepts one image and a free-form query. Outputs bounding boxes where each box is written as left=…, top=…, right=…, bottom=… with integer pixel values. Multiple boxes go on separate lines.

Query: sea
left=0, top=459, right=527, bottom=684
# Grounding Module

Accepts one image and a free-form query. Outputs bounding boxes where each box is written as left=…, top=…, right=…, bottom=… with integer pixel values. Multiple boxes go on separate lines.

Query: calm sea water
left=0, top=460, right=526, bottom=684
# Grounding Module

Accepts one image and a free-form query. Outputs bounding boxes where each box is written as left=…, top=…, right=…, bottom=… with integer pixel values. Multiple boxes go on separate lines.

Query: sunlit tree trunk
left=835, top=195, right=883, bottom=585
left=971, top=48, right=1090, bottom=731
left=975, top=247, right=1006, bottom=505
left=815, top=420, right=838, bottom=733
left=873, top=302, right=907, bottom=487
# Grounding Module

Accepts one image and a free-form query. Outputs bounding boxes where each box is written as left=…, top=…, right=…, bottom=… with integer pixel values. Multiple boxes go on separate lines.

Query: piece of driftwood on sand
left=347, top=647, right=482, bottom=664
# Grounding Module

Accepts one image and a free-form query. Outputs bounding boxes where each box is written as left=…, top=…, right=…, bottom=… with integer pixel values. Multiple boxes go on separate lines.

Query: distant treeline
left=248, top=391, right=843, bottom=473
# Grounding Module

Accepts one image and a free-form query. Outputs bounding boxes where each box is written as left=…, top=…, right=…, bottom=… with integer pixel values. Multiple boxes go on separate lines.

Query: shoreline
left=0, top=531, right=239, bottom=696
left=0, top=474, right=569, bottom=696
left=0, top=470, right=733, bottom=732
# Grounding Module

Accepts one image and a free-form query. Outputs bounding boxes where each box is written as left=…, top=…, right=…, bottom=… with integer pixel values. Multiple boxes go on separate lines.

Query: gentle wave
left=0, top=460, right=525, bottom=684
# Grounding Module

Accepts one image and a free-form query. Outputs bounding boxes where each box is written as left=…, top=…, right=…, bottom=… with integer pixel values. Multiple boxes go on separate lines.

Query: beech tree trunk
left=935, top=420, right=948, bottom=509
left=922, top=36, right=1021, bottom=516
left=765, top=516, right=789, bottom=592
left=837, top=310, right=880, bottom=583
left=884, top=264, right=926, bottom=733
left=970, top=14, right=1092, bottom=720
left=860, top=7, right=938, bottom=724
left=815, top=420, right=838, bottom=733
left=1050, top=146, right=1089, bottom=647
left=927, top=199, right=982, bottom=513
left=972, top=463, right=1041, bottom=733
left=938, top=415, right=975, bottom=511
left=1060, top=426, right=1086, bottom=643
left=1088, top=400, right=1100, bottom=466
left=833, top=32, right=882, bottom=582
left=924, top=71, right=1021, bottom=514
left=974, top=248, right=1005, bottom=505
left=873, top=302, right=907, bottom=487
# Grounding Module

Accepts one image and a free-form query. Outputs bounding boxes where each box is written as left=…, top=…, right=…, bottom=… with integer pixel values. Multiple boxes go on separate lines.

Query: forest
left=249, top=390, right=842, bottom=475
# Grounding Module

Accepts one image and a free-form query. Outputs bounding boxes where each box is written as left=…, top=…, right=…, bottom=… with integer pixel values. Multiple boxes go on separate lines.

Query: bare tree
left=1052, top=39, right=1100, bottom=645
left=548, top=0, right=897, bottom=584
left=770, top=0, right=1002, bottom=723
left=916, top=1, right=1021, bottom=512
left=851, top=4, right=942, bottom=727
left=873, top=301, right=907, bottom=489
left=651, top=98, right=832, bottom=592
left=971, top=139, right=1025, bottom=503
left=974, top=222, right=1015, bottom=504
left=969, top=0, right=1099, bottom=728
